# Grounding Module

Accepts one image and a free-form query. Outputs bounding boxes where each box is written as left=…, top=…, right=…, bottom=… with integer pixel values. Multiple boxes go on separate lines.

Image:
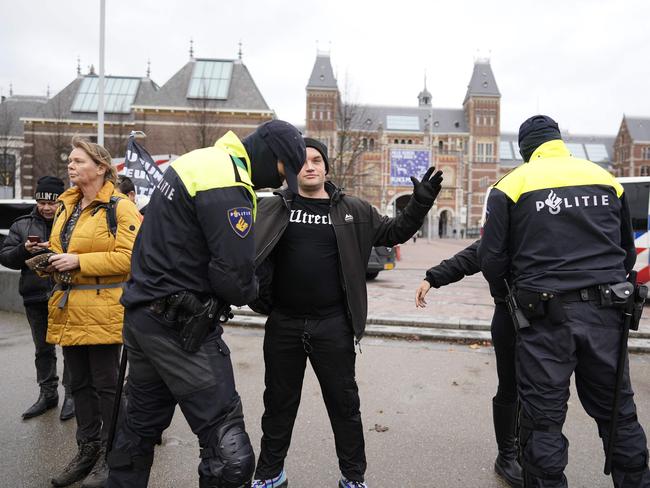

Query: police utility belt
left=505, top=280, right=648, bottom=331
left=147, top=291, right=233, bottom=353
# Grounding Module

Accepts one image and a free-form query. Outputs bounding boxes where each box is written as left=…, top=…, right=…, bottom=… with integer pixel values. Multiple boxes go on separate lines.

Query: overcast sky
left=2, top=0, right=649, bottom=135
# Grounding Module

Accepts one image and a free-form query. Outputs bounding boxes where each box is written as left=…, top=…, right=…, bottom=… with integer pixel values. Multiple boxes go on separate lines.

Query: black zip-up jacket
left=251, top=181, right=431, bottom=339
left=0, top=207, right=52, bottom=304
left=425, top=239, right=506, bottom=301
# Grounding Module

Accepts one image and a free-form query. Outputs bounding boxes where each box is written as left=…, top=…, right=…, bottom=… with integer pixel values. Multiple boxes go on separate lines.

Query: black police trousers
left=106, top=305, right=255, bottom=488
left=25, top=301, right=70, bottom=396
left=491, top=302, right=517, bottom=405
left=516, top=299, right=650, bottom=487
left=255, top=310, right=366, bottom=482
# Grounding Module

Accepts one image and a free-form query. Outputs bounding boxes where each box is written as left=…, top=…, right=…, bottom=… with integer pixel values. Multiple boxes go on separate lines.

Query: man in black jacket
left=0, top=175, right=73, bottom=421
left=415, top=240, right=522, bottom=488
left=250, top=138, right=442, bottom=488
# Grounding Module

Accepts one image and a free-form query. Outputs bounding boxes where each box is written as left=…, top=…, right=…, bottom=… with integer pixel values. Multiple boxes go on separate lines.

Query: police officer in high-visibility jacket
left=479, top=115, right=650, bottom=488
left=106, top=120, right=306, bottom=488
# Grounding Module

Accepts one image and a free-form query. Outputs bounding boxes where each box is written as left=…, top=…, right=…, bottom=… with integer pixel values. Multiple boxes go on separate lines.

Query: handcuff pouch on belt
left=515, top=289, right=566, bottom=326
left=598, top=281, right=647, bottom=331
left=598, top=282, right=633, bottom=308
left=162, top=291, right=233, bottom=353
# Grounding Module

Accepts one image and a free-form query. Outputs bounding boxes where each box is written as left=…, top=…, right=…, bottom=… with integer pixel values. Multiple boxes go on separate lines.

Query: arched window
left=369, top=138, right=375, bottom=151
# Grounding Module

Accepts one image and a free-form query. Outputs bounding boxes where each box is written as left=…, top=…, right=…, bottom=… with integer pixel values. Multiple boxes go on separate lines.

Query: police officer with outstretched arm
left=106, top=120, right=306, bottom=488
left=415, top=240, right=522, bottom=488
left=478, top=115, right=650, bottom=488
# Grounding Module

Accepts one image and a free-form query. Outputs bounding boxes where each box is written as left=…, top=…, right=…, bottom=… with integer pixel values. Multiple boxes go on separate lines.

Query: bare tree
left=329, top=97, right=370, bottom=193
left=180, top=82, right=225, bottom=152
left=41, top=95, right=70, bottom=180
left=104, top=114, right=130, bottom=159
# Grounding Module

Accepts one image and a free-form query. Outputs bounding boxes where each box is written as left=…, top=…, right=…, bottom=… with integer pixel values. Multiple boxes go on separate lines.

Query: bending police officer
left=106, top=121, right=306, bottom=488
left=415, top=239, right=522, bottom=488
left=479, top=115, right=650, bottom=487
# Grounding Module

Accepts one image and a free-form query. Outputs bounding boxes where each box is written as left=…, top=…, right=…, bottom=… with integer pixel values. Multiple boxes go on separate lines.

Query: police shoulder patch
left=227, top=207, right=253, bottom=238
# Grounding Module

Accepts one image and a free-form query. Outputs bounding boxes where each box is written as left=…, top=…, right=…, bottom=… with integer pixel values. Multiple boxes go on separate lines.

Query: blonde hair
left=71, top=136, right=117, bottom=184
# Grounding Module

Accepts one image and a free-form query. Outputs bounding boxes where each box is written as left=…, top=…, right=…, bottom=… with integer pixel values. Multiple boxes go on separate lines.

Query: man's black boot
left=60, top=392, right=75, bottom=421
left=22, top=391, right=58, bottom=420
left=81, top=443, right=108, bottom=488
left=51, top=440, right=101, bottom=487
left=493, top=398, right=523, bottom=488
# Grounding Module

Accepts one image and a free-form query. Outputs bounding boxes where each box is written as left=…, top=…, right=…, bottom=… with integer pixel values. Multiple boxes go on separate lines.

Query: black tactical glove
left=410, top=167, right=443, bottom=206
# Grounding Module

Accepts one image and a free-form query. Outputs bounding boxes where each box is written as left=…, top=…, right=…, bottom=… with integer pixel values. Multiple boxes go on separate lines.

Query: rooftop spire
left=306, top=51, right=337, bottom=90
left=418, top=70, right=432, bottom=107
left=189, top=38, right=194, bottom=60
left=238, top=40, right=242, bottom=60
left=77, top=56, right=81, bottom=76
left=146, top=59, right=151, bottom=78
left=9, top=83, right=13, bottom=96
left=46, top=84, right=50, bottom=98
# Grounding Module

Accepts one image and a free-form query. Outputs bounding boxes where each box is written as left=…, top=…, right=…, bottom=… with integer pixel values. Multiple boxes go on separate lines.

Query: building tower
left=305, top=51, right=339, bottom=147
left=463, top=58, right=501, bottom=226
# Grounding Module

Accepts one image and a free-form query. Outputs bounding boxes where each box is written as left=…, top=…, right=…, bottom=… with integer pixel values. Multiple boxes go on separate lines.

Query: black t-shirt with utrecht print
left=272, top=195, right=345, bottom=318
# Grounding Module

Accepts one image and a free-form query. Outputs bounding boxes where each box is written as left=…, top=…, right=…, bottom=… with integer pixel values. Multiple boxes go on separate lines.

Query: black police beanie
left=243, top=120, right=306, bottom=193
left=34, top=175, right=65, bottom=201
left=304, top=137, right=329, bottom=174
left=518, top=115, right=562, bottom=162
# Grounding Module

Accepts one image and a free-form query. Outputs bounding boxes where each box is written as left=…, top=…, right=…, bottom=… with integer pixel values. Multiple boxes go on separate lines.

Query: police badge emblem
left=227, top=207, right=253, bottom=238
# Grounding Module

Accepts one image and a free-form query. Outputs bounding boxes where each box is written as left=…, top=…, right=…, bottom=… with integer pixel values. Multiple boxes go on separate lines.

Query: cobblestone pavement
left=367, top=238, right=650, bottom=332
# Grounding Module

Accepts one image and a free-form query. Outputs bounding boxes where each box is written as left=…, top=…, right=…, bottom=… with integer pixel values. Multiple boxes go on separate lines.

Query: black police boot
left=81, top=443, right=108, bottom=488
left=51, top=440, right=101, bottom=487
left=493, top=398, right=523, bottom=488
left=59, top=392, right=75, bottom=421
left=22, top=390, right=58, bottom=420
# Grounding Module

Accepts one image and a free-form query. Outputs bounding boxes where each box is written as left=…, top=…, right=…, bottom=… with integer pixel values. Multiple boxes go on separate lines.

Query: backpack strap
left=91, top=196, right=122, bottom=238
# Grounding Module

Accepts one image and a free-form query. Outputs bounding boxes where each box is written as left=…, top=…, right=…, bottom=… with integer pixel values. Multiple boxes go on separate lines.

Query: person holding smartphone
left=0, top=175, right=74, bottom=421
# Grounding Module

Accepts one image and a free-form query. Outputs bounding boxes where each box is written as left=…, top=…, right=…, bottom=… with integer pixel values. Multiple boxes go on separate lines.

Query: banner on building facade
left=389, top=149, right=431, bottom=186
left=121, top=133, right=164, bottom=198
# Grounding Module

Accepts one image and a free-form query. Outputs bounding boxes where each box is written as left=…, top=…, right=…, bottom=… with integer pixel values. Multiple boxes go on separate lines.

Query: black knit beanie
left=34, top=176, right=65, bottom=201
left=304, top=137, right=329, bottom=174
left=518, top=115, right=562, bottom=162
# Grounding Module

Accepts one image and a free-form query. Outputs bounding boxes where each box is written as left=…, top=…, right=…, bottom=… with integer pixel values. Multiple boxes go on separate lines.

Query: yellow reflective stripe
left=216, top=130, right=252, bottom=174
left=494, top=142, right=623, bottom=203
left=171, top=132, right=257, bottom=220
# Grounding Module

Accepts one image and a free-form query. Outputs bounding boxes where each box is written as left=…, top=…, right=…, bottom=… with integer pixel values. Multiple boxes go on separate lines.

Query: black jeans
left=516, top=300, right=650, bottom=488
left=107, top=305, right=253, bottom=488
left=491, top=302, right=517, bottom=405
left=25, top=301, right=69, bottom=396
left=63, top=343, right=121, bottom=443
left=255, top=311, right=366, bottom=482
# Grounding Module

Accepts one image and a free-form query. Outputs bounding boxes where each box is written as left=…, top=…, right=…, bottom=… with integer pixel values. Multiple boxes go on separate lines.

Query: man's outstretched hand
left=410, top=167, right=443, bottom=206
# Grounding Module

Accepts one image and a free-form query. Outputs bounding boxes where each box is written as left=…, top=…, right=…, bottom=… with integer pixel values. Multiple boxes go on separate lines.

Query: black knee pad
left=200, top=398, right=255, bottom=486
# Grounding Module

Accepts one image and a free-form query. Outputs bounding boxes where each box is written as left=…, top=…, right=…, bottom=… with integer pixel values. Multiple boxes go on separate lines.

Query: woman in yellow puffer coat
left=47, top=136, right=141, bottom=488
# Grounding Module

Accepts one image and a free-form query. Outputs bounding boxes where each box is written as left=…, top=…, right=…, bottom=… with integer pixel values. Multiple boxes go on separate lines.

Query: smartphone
left=27, top=235, right=41, bottom=243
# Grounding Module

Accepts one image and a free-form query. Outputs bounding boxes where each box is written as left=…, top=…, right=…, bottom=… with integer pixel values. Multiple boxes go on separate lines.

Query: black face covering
left=242, top=131, right=283, bottom=190
left=518, top=115, right=562, bottom=162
